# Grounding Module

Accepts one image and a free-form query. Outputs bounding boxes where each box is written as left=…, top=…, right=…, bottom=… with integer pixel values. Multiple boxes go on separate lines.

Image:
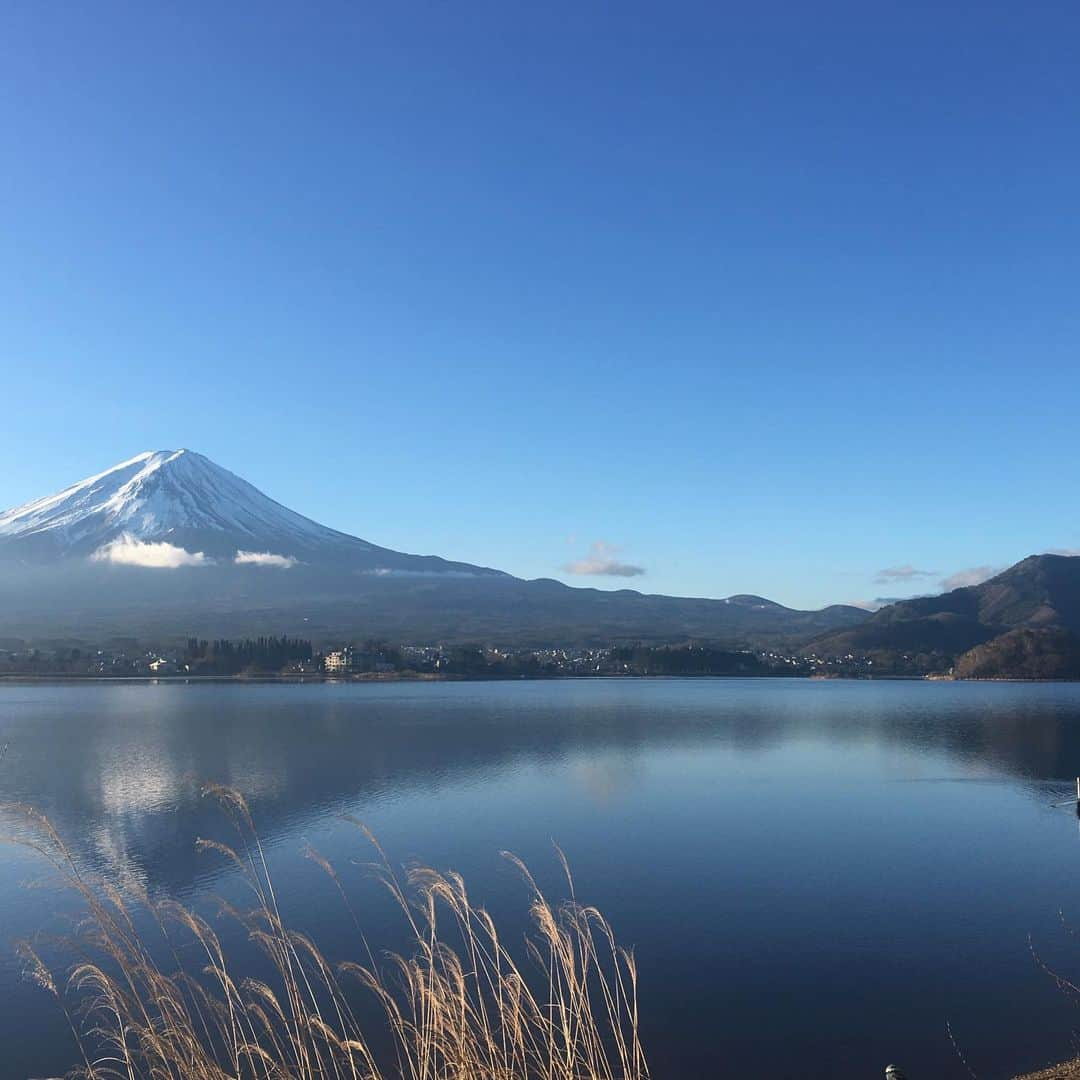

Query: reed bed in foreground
left=7, top=785, right=647, bottom=1080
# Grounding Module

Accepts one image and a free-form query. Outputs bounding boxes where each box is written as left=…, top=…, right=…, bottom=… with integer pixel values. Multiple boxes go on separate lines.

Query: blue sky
left=2, top=1, right=1079, bottom=609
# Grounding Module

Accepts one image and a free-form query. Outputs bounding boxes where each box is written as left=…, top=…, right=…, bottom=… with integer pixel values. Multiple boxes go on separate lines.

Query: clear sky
left=2, top=1, right=1079, bottom=609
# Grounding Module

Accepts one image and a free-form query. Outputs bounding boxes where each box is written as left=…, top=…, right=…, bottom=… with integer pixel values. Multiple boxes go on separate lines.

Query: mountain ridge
left=0, top=450, right=869, bottom=648
left=810, top=553, right=1080, bottom=674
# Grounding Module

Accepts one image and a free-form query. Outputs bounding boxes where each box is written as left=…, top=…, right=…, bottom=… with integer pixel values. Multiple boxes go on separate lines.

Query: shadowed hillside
left=811, top=555, right=1080, bottom=675
left=0, top=560, right=868, bottom=649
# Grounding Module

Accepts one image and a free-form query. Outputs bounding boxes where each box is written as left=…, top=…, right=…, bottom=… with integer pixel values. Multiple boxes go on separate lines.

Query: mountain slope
left=0, top=450, right=869, bottom=648
left=0, top=449, right=503, bottom=574
left=0, top=450, right=359, bottom=558
left=952, top=628, right=1080, bottom=679
left=810, top=554, right=1080, bottom=671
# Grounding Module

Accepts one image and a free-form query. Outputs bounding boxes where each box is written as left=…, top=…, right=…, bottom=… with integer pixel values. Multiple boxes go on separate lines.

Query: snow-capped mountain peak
left=0, top=449, right=509, bottom=578
left=0, top=449, right=368, bottom=561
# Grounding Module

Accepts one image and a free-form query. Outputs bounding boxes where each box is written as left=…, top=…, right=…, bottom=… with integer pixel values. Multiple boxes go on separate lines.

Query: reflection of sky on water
left=5, top=679, right=1080, bottom=1077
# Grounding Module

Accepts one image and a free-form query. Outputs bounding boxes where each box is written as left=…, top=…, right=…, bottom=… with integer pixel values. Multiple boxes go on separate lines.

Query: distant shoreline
left=3, top=671, right=1065, bottom=684
left=0, top=671, right=858, bottom=684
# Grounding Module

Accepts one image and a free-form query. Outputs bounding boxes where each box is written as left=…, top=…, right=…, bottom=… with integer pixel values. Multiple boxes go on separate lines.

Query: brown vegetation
left=8, top=786, right=647, bottom=1080
left=1014, top=1061, right=1080, bottom=1079
left=954, top=628, right=1080, bottom=680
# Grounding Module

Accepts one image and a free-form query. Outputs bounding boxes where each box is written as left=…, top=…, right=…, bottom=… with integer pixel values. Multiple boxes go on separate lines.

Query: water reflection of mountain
left=4, top=680, right=1080, bottom=894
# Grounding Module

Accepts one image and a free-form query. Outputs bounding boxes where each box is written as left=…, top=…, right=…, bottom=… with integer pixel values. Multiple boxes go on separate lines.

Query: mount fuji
left=0, top=450, right=868, bottom=647
left=0, top=449, right=503, bottom=575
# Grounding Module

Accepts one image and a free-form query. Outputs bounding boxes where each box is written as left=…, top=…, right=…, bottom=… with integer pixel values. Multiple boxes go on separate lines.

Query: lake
left=3, top=678, right=1080, bottom=1078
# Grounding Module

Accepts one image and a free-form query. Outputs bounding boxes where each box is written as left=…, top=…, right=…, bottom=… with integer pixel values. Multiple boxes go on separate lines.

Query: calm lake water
left=4, top=679, right=1080, bottom=1078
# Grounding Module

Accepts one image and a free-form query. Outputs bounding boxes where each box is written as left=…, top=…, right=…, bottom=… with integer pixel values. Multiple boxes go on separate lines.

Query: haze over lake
left=5, top=679, right=1080, bottom=1079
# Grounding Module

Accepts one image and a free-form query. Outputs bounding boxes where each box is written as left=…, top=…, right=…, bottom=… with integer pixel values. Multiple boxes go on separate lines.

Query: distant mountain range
left=0, top=450, right=868, bottom=649
left=6, top=450, right=1078, bottom=676
left=810, top=554, right=1080, bottom=677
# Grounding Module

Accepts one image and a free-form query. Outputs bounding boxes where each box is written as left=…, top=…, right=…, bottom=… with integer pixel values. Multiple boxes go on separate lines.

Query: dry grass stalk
left=5, top=787, right=648, bottom=1080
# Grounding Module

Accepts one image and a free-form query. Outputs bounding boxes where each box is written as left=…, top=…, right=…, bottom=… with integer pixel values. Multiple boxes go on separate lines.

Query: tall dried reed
left=7, top=785, right=647, bottom=1080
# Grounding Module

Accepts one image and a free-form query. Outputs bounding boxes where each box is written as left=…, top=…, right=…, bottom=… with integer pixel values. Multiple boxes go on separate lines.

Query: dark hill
left=810, top=554, right=1080, bottom=674
left=953, top=627, right=1080, bottom=680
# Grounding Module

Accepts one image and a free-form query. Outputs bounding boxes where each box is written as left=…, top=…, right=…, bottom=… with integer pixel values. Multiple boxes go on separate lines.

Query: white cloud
left=91, top=536, right=211, bottom=569
left=234, top=550, right=298, bottom=568
left=849, top=595, right=932, bottom=612
left=940, top=565, right=1001, bottom=591
left=564, top=541, right=645, bottom=578
left=873, top=564, right=938, bottom=584
left=1047, top=548, right=1080, bottom=557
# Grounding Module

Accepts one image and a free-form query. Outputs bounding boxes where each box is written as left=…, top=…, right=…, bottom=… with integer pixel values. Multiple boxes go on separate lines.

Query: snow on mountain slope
left=0, top=449, right=500, bottom=573
left=0, top=451, right=347, bottom=549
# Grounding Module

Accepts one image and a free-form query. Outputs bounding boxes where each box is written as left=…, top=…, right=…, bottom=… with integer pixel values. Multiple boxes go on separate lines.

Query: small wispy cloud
left=850, top=595, right=931, bottom=612
left=234, top=550, right=298, bottom=568
left=564, top=541, right=645, bottom=578
left=1047, top=548, right=1080, bottom=557
left=91, top=536, right=211, bottom=569
left=940, top=565, right=1001, bottom=591
left=873, top=564, right=938, bottom=585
